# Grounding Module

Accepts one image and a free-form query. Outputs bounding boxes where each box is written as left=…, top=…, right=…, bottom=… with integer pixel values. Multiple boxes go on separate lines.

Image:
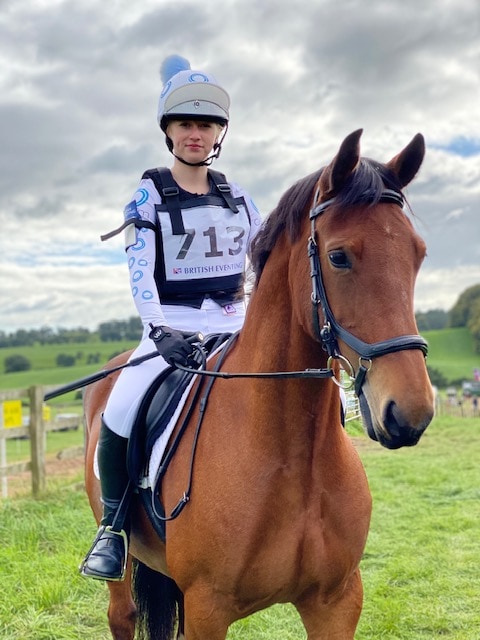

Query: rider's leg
left=80, top=418, right=130, bottom=581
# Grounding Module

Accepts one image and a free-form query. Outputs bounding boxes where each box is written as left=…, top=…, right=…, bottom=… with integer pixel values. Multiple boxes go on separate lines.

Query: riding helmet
left=157, top=55, right=230, bottom=132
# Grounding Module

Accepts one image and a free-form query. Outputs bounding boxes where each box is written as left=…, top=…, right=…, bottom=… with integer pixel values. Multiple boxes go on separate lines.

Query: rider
left=80, top=55, right=262, bottom=581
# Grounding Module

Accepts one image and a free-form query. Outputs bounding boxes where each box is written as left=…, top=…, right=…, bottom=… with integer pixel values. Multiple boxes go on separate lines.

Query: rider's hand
left=148, top=324, right=194, bottom=365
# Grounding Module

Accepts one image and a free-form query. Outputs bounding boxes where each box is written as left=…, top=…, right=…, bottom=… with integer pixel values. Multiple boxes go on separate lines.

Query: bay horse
left=83, top=129, right=434, bottom=639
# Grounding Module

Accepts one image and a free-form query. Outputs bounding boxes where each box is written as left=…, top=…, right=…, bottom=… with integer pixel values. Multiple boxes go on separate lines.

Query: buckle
left=162, top=186, right=179, bottom=196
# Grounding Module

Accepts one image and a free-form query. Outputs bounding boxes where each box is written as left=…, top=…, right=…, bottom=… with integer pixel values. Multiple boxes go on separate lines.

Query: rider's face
left=167, top=120, right=221, bottom=163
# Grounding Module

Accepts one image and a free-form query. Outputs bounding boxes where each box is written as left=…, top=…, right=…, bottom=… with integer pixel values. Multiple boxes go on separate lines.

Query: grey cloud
left=83, top=143, right=157, bottom=175
left=0, top=0, right=478, bottom=331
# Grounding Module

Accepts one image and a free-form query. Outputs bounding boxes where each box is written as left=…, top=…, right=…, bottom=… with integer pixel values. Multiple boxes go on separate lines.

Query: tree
left=427, top=365, right=448, bottom=388
left=56, top=353, right=76, bottom=367
left=98, top=321, right=123, bottom=342
left=98, top=317, right=142, bottom=342
left=467, top=297, right=480, bottom=354
left=416, top=309, right=448, bottom=331
left=10, top=329, right=35, bottom=347
left=449, top=284, right=480, bottom=328
left=4, top=354, right=31, bottom=373
left=125, top=316, right=143, bottom=340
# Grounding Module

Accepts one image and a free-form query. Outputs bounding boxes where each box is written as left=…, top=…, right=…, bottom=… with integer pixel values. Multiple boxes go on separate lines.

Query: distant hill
left=1, top=328, right=478, bottom=392
left=423, top=327, right=479, bottom=383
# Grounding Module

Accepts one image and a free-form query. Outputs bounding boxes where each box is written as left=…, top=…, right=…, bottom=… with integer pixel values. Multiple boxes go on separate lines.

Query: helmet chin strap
left=173, top=145, right=220, bottom=167
left=168, top=123, right=228, bottom=167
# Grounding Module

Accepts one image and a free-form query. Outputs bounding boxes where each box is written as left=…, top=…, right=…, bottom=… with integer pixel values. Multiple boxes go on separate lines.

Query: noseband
left=308, top=189, right=428, bottom=396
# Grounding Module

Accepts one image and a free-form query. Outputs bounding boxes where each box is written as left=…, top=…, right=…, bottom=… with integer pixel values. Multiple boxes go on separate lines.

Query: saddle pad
left=147, top=375, right=197, bottom=488
left=92, top=375, right=196, bottom=484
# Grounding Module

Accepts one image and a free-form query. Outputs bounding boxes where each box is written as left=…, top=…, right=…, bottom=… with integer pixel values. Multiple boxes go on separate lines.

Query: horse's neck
left=240, top=250, right=321, bottom=372
left=230, top=259, right=340, bottom=448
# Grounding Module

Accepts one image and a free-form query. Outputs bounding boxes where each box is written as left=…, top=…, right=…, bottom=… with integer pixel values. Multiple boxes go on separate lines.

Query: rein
left=175, top=335, right=334, bottom=381
left=308, top=189, right=428, bottom=396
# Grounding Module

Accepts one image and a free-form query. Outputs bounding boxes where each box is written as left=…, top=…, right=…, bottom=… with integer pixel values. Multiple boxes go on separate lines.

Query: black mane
left=250, top=159, right=403, bottom=280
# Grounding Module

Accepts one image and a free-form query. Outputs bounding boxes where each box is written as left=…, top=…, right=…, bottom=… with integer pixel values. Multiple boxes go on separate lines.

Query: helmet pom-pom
left=160, top=55, right=191, bottom=84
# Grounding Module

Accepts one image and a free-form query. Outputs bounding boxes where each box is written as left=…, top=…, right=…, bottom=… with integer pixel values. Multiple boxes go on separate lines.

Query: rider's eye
left=328, top=250, right=351, bottom=269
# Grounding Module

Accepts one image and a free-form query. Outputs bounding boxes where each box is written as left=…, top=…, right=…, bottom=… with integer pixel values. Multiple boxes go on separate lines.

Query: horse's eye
left=328, top=250, right=351, bottom=269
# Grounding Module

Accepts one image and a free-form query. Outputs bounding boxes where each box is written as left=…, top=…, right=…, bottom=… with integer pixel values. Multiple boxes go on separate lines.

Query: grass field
left=422, top=327, right=479, bottom=383
left=0, top=339, right=137, bottom=412
left=0, top=339, right=137, bottom=372
left=1, top=415, right=479, bottom=639
left=5, top=427, right=83, bottom=465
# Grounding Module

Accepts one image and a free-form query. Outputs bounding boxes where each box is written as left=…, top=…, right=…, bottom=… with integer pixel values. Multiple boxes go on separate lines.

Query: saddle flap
left=127, top=366, right=195, bottom=483
left=127, top=332, right=233, bottom=486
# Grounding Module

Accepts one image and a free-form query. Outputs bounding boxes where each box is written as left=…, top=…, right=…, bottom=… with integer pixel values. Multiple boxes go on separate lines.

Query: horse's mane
left=250, top=159, right=404, bottom=281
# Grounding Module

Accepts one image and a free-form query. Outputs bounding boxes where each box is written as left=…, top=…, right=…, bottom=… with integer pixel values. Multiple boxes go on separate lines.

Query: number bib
left=154, top=194, right=250, bottom=300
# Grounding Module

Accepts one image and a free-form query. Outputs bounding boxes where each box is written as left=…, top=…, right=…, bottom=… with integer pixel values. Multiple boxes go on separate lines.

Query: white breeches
left=103, top=299, right=246, bottom=437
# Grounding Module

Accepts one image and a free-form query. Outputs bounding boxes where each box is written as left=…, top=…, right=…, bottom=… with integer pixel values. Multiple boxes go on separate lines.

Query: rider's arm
left=124, top=179, right=167, bottom=331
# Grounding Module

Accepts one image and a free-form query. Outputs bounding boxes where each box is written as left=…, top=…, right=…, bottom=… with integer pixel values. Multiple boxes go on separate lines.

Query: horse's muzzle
left=360, top=395, right=433, bottom=450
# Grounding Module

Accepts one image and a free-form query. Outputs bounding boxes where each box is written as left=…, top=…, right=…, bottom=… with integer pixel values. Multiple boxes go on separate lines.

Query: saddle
left=127, top=332, right=235, bottom=542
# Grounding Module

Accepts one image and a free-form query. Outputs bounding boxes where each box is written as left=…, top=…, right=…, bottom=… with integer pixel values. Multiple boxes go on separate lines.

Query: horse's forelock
left=337, top=159, right=403, bottom=209
left=250, top=159, right=404, bottom=284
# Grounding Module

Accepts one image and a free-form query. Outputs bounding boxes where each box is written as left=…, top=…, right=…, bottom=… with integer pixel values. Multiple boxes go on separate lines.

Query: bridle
left=308, top=188, right=428, bottom=396
left=149, top=187, right=430, bottom=522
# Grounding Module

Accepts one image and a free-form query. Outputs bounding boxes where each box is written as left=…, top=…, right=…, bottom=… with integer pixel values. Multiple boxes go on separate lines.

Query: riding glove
left=149, top=324, right=194, bottom=365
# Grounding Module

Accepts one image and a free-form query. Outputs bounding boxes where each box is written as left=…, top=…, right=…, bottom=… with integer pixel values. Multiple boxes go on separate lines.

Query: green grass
left=5, top=427, right=83, bottom=464
left=423, top=327, right=479, bottom=382
left=0, top=330, right=479, bottom=637
left=0, top=340, right=136, bottom=371
left=0, top=488, right=111, bottom=640
left=355, top=416, right=480, bottom=639
left=0, top=340, right=137, bottom=391
left=1, top=416, right=479, bottom=638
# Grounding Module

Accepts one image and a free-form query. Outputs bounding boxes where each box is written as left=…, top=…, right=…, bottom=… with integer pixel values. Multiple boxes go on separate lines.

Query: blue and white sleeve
left=124, top=180, right=167, bottom=330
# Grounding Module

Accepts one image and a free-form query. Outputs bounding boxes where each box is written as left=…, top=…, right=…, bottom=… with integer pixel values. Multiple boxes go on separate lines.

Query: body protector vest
left=137, top=168, right=251, bottom=308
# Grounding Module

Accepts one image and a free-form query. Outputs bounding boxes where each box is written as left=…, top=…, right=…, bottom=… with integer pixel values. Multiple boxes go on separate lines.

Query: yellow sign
left=43, top=404, right=51, bottom=422
left=2, top=400, right=23, bottom=429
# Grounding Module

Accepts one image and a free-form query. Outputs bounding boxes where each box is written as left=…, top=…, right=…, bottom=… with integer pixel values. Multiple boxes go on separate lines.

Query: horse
left=83, top=129, right=435, bottom=640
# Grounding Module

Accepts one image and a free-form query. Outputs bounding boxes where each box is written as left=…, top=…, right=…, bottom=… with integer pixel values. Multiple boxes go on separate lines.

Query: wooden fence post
left=29, top=385, right=46, bottom=497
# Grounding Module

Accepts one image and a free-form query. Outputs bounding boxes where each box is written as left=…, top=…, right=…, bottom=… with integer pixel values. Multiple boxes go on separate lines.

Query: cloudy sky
left=1, top=0, right=479, bottom=333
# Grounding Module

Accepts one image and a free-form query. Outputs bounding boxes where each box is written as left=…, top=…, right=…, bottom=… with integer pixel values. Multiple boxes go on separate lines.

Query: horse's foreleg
left=106, top=558, right=136, bottom=640
left=294, top=569, right=363, bottom=640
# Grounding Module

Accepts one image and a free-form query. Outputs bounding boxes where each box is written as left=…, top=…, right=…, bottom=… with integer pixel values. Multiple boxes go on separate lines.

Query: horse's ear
left=387, top=133, right=425, bottom=187
left=326, top=129, right=362, bottom=194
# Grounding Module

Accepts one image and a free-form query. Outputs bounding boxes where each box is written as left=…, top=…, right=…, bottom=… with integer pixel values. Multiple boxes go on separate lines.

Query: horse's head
left=308, top=129, right=434, bottom=448
left=250, top=129, right=434, bottom=449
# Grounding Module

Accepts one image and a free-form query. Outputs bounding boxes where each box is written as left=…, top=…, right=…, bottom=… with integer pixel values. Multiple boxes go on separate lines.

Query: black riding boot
left=80, top=419, right=130, bottom=581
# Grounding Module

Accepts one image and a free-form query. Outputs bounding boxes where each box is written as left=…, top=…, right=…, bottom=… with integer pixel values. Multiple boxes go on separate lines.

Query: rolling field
left=0, top=339, right=137, bottom=392
left=422, top=327, right=479, bottom=382
left=1, top=327, right=478, bottom=396
left=0, top=415, right=479, bottom=639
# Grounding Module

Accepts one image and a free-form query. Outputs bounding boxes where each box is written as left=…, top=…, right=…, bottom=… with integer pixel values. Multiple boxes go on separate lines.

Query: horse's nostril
left=384, top=401, right=402, bottom=439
